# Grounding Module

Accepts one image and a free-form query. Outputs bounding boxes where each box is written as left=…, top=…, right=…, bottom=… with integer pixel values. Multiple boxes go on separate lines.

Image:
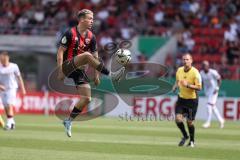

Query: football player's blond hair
left=77, top=9, right=93, bottom=20
left=182, top=53, right=193, bottom=60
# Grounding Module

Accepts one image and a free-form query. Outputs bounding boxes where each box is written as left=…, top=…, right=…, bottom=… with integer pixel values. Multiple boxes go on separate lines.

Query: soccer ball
left=115, top=48, right=131, bottom=65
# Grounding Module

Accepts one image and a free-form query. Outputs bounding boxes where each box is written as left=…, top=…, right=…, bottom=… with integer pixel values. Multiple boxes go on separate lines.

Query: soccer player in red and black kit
left=57, top=9, right=125, bottom=137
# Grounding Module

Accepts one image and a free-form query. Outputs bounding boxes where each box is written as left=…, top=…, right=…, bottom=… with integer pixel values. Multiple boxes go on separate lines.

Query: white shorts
left=0, top=89, right=17, bottom=107
left=207, top=92, right=218, bottom=105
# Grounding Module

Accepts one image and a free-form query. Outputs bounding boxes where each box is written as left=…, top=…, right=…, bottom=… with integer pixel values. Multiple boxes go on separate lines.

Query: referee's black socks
left=187, top=124, right=195, bottom=142
left=176, top=122, right=188, bottom=138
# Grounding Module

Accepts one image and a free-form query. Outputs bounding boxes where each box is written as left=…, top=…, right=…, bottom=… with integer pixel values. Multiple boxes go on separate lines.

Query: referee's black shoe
left=178, top=136, right=189, bottom=146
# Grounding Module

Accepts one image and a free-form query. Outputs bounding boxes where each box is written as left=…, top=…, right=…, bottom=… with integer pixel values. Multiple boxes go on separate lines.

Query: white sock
left=206, top=104, right=213, bottom=124
left=7, top=117, right=15, bottom=125
left=213, top=105, right=224, bottom=123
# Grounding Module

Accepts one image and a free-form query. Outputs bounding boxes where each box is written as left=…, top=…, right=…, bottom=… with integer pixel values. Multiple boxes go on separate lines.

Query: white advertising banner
left=105, top=94, right=240, bottom=121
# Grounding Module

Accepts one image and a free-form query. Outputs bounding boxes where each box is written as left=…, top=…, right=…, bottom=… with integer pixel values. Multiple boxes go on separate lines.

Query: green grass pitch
left=0, top=115, right=240, bottom=160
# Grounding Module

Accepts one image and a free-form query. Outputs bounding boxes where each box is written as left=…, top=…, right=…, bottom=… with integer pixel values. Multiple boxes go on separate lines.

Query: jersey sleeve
left=59, top=29, right=72, bottom=48
left=14, top=64, right=21, bottom=76
left=90, top=35, right=97, bottom=53
left=212, top=70, right=221, bottom=80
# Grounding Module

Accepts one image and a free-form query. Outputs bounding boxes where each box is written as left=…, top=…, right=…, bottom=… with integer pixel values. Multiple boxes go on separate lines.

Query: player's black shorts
left=62, top=59, right=90, bottom=86
left=175, top=96, right=198, bottom=120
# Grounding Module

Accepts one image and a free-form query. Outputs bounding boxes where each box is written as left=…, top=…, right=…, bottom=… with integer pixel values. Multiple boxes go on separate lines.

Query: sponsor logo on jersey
left=61, top=36, right=67, bottom=44
left=85, top=38, right=90, bottom=45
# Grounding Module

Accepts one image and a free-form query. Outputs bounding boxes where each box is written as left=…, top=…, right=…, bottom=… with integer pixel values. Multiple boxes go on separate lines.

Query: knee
left=82, top=52, right=92, bottom=59
left=175, top=115, right=183, bottom=123
left=187, top=120, right=194, bottom=126
left=82, top=97, right=91, bottom=105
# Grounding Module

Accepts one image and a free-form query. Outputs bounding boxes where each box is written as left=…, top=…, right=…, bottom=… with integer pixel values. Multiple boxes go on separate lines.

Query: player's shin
left=187, top=123, right=195, bottom=142
left=213, top=106, right=224, bottom=123
left=69, top=107, right=82, bottom=121
left=96, top=62, right=109, bottom=75
left=176, top=121, right=188, bottom=138
left=69, top=97, right=90, bottom=121
left=206, top=104, right=213, bottom=124
left=5, top=106, right=15, bottom=126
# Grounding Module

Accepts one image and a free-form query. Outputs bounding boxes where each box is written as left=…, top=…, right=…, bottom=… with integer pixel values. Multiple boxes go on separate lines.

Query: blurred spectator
left=172, top=15, right=184, bottom=33
left=0, top=0, right=240, bottom=79
left=99, top=32, right=113, bottom=47
left=219, top=62, right=232, bottom=79
left=17, top=15, right=29, bottom=30
left=97, top=9, right=109, bottom=21
left=120, top=25, right=133, bottom=40
left=224, top=25, right=238, bottom=43
left=208, top=1, right=219, bottom=17
left=226, top=41, right=240, bottom=65
left=177, top=28, right=195, bottom=52
left=34, top=7, right=45, bottom=23
left=183, top=36, right=195, bottom=52
left=154, top=8, right=164, bottom=25
left=189, top=0, right=200, bottom=14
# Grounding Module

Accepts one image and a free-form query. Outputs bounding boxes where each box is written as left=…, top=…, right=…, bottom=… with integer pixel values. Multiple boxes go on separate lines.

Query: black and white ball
left=115, top=48, right=131, bottom=65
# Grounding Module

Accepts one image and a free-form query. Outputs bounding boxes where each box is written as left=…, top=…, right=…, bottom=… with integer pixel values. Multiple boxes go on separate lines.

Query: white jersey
left=0, top=63, right=20, bottom=89
left=200, top=69, right=221, bottom=96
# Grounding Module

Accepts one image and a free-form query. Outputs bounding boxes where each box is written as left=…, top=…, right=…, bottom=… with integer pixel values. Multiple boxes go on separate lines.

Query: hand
left=0, top=85, right=5, bottom=91
left=180, top=80, right=188, bottom=88
left=57, top=71, right=65, bottom=81
left=22, top=89, right=26, bottom=95
left=172, top=86, right=177, bottom=93
left=94, top=76, right=100, bottom=86
left=213, top=87, right=219, bottom=94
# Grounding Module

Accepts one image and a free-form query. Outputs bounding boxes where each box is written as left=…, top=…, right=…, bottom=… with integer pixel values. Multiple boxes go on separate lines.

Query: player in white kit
left=200, top=61, right=224, bottom=129
left=0, top=51, right=26, bottom=130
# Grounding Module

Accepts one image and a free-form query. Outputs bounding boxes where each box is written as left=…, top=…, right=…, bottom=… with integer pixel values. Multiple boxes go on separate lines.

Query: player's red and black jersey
left=59, top=26, right=97, bottom=62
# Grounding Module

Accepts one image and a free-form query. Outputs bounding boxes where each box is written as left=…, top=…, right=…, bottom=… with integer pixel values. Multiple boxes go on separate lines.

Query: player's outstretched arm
left=213, top=77, right=221, bottom=94
left=17, top=74, right=26, bottom=95
left=0, top=84, right=5, bottom=91
left=172, top=81, right=178, bottom=93
left=93, top=51, right=100, bottom=86
left=57, top=46, right=66, bottom=80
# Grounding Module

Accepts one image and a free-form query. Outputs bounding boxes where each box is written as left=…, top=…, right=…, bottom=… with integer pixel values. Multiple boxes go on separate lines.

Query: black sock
left=176, top=122, right=188, bottom=138
left=96, top=63, right=109, bottom=75
left=69, top=107, right=82, bottom=120
left=187, top=124, right=195, bottom=142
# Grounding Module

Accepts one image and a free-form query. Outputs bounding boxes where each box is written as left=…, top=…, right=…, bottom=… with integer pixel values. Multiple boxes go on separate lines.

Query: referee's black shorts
left=62, top=59, right=90, bottom=86
left=175, top=96, right=198, bottom=120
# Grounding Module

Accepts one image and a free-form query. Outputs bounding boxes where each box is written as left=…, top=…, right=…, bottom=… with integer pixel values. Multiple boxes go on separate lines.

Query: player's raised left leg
left=73, top=52, right=125, bottom=81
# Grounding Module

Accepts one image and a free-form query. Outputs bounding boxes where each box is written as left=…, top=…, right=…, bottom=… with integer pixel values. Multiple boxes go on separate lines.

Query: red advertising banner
left=0, top=92, right=79, bottom=115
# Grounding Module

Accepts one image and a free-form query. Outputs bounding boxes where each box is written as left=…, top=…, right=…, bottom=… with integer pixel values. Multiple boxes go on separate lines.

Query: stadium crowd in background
left=0, top=0, right=239, bottom=80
